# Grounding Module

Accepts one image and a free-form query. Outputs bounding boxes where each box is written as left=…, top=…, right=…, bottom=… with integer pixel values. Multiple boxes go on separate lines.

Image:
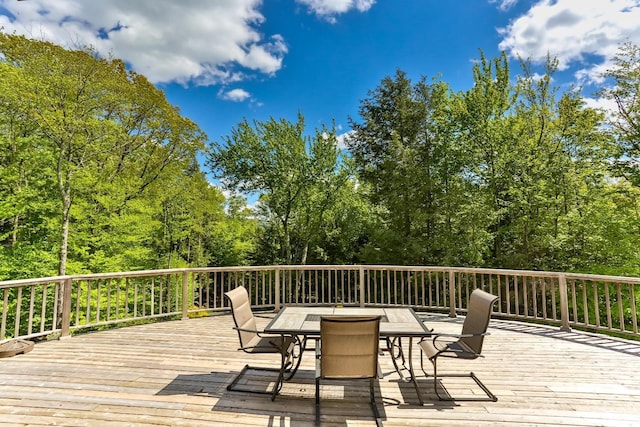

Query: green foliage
left=0, top=33, right=261, bottom=280
left=0, top=33, right=207, bottom=277
left=599, top=42, right=640, bottom=186
left=344, top=49, right=640, bottom=276
left=208, top=113, right=359, bottom=265
left=348, top=68, right=494, bottom=265
left=2, top=33, right=640, bottom=283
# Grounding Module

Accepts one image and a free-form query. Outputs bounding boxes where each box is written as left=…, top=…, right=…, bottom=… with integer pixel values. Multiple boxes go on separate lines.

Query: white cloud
left=219, top=88, right=251, bottom=102
left=0, top=0, right=287, bottom=85
left=490, top=0, right=519, bottom=11
left=574, top=60, right=613, bottom=85
left=583, top=96, right=617, bottom=112
left=498, top=0, right=640, bottom=85
left=239, top=35, right=287, bottom=74
left=296, top=0, right=375, bottom=23
left=583, top=96, right=619, bottom=123
left=336, top=130, right=353, bottom=150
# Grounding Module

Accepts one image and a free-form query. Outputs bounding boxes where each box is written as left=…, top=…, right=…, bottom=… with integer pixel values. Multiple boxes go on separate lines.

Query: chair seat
left=420, top=339, right=477, bottom=360
left=245, top=334, right=294, bottom=354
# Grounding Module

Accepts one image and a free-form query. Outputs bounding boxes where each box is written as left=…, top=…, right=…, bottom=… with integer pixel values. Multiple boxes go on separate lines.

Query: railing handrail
left=2, top=265, right=640, bottom=345
left=0, top=276, right=68, bottom=289
left=5, top=265, right=640, bottom=285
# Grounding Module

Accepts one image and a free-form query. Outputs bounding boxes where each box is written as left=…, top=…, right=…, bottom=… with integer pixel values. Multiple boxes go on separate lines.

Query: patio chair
left=224, top=286, right=302, bottom=401
left=419, top=288, right=499, bottom=402
left=316, top=316, right=382, bottom=427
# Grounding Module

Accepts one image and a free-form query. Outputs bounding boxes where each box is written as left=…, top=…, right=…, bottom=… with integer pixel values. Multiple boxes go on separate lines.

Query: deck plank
left=1, top=313, right=640, bottom=426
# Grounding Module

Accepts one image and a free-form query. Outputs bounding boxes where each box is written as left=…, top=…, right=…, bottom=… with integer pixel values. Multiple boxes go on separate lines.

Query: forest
left=1, top=33, right=640, bottom=281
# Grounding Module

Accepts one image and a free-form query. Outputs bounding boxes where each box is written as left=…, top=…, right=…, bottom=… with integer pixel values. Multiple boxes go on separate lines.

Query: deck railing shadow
left=489, top=319, right=640, bottom=358
left=418, top=310, right=640, bottom=358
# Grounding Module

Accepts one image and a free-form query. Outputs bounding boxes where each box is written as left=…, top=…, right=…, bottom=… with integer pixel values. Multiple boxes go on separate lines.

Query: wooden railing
left=1, top=265, right=639, bottom=344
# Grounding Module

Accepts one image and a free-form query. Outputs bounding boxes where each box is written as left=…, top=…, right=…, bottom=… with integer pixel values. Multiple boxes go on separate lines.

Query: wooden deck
left=1, top=312, right=640, bottom=426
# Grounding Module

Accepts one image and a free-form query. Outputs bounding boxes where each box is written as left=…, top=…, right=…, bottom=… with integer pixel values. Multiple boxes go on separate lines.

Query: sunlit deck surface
left=1, top=312, right=640, bottom=427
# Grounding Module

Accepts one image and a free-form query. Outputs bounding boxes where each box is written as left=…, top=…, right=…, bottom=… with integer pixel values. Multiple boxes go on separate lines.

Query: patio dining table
left=264, top=306, right=431, bottom=405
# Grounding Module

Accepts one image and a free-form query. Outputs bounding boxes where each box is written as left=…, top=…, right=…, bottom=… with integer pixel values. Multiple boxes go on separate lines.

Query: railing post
left=448, top=270, right=457, bottom=318
left=359, top=266, right=365, bottom=307
left=558, top=274, right=571, bottom=332
left=275, top=268, right=281, bottom=311
left=60, top=278, right=72, bottom=339
left=181, top=271, right=189, bottom=320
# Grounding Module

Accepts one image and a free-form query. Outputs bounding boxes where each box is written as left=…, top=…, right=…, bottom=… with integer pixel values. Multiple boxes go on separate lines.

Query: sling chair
left=316, top=316, right=383, bottom=427
left=419, top=289, right=499, bottom=402
left=225, top=286, right=302, bottom=401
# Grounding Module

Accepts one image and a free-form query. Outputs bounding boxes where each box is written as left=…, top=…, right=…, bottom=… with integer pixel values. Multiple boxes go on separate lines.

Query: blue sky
left=161, top=0, right=531, bottom=143
left=1, top=0, right=639, bottom=150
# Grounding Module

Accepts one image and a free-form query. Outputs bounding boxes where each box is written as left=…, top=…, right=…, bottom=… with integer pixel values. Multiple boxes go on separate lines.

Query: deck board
left=1, top=313, right=640, bottom=426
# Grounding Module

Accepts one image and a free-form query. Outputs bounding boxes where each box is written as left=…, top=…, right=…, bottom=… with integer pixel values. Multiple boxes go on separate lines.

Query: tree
left=0, top=33, right=205, bottom=276
left=348, top=70, right=428, bottom=264
left=348, top=70, right=484, bottom=265
left=505, top=56, right=612, bottom=269
left=600, top=42, right=640, bottom=186
left=455, top=51, right=516, bottom=265
left=207, top=113, right=351, bottom=265
left=150, top=167, right=255, bottom=268
left=0, top=51, right=61, bottom=278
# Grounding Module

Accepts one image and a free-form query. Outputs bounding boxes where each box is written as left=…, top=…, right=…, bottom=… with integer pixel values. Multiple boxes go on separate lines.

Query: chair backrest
left=460, top=289, right=499, bottom=355
left=320, top=316, right=380, bottom=379
left=224, top=286, right=258, bottom=349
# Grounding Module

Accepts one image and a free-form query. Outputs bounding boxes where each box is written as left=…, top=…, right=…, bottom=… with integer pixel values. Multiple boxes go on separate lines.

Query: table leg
left=389, top=337, right=409, bottom=380
left=388, top=337, right=424, bottom=405
left=407, top=337, right=424, bottom=405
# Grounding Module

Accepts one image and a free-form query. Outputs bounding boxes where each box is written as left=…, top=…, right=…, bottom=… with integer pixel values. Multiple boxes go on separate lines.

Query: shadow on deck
left=1, top=313, right=639, bottom=426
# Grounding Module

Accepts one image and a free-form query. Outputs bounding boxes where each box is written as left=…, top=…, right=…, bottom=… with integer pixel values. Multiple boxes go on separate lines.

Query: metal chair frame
left=224, top=286, right=302, bottom=401
left=419, top=289, right=499, bottom=402
left=315, top=316, right=383, bottom=427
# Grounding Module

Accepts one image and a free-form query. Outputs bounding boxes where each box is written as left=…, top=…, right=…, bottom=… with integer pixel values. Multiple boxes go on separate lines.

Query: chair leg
left=431, top=358, right=497, bottom=402
left=226, top=364, right=285, bottom=397
left=227, top=337, right=298, bottom=401
left=432, top=358, right=451, bottom=401
left=420, top=348, right=428, bottom=376
left=316, top=377, right=382, bottom=426
left=369, top=378, right=383, bottom=427
left=469, top=371, right=498, bottom=402
left=315, top=377, right=320, bottom=426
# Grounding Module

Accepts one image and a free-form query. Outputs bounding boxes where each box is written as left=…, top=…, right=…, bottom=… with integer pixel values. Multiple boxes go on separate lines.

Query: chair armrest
left=422, top=332, right=490, bottom=353
left=235, top=332, right=292, bottom=353
left=232, top=326, right=273, bottom=340
left=254, top=313, right=275, bottom=319
left=232, top=326, right=262, bottom=334
left=432, top=332, right=490, bottom=339
left=419, top=333, right=462, bottom=344
left=237, top=344, right=258, bottom=351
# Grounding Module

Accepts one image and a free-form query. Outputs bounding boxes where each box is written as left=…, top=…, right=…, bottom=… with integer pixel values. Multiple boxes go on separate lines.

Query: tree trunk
left=56, top=151, right=72, bottom=328
left=58, top=201, right=70, bottom=276
left=57, top=159, right=72, bottom=276
left=300, top=241, right=309, bottom=266
left=282, top=219, right=292, bottom=264
left=11, top=215, right=19, bottom=246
